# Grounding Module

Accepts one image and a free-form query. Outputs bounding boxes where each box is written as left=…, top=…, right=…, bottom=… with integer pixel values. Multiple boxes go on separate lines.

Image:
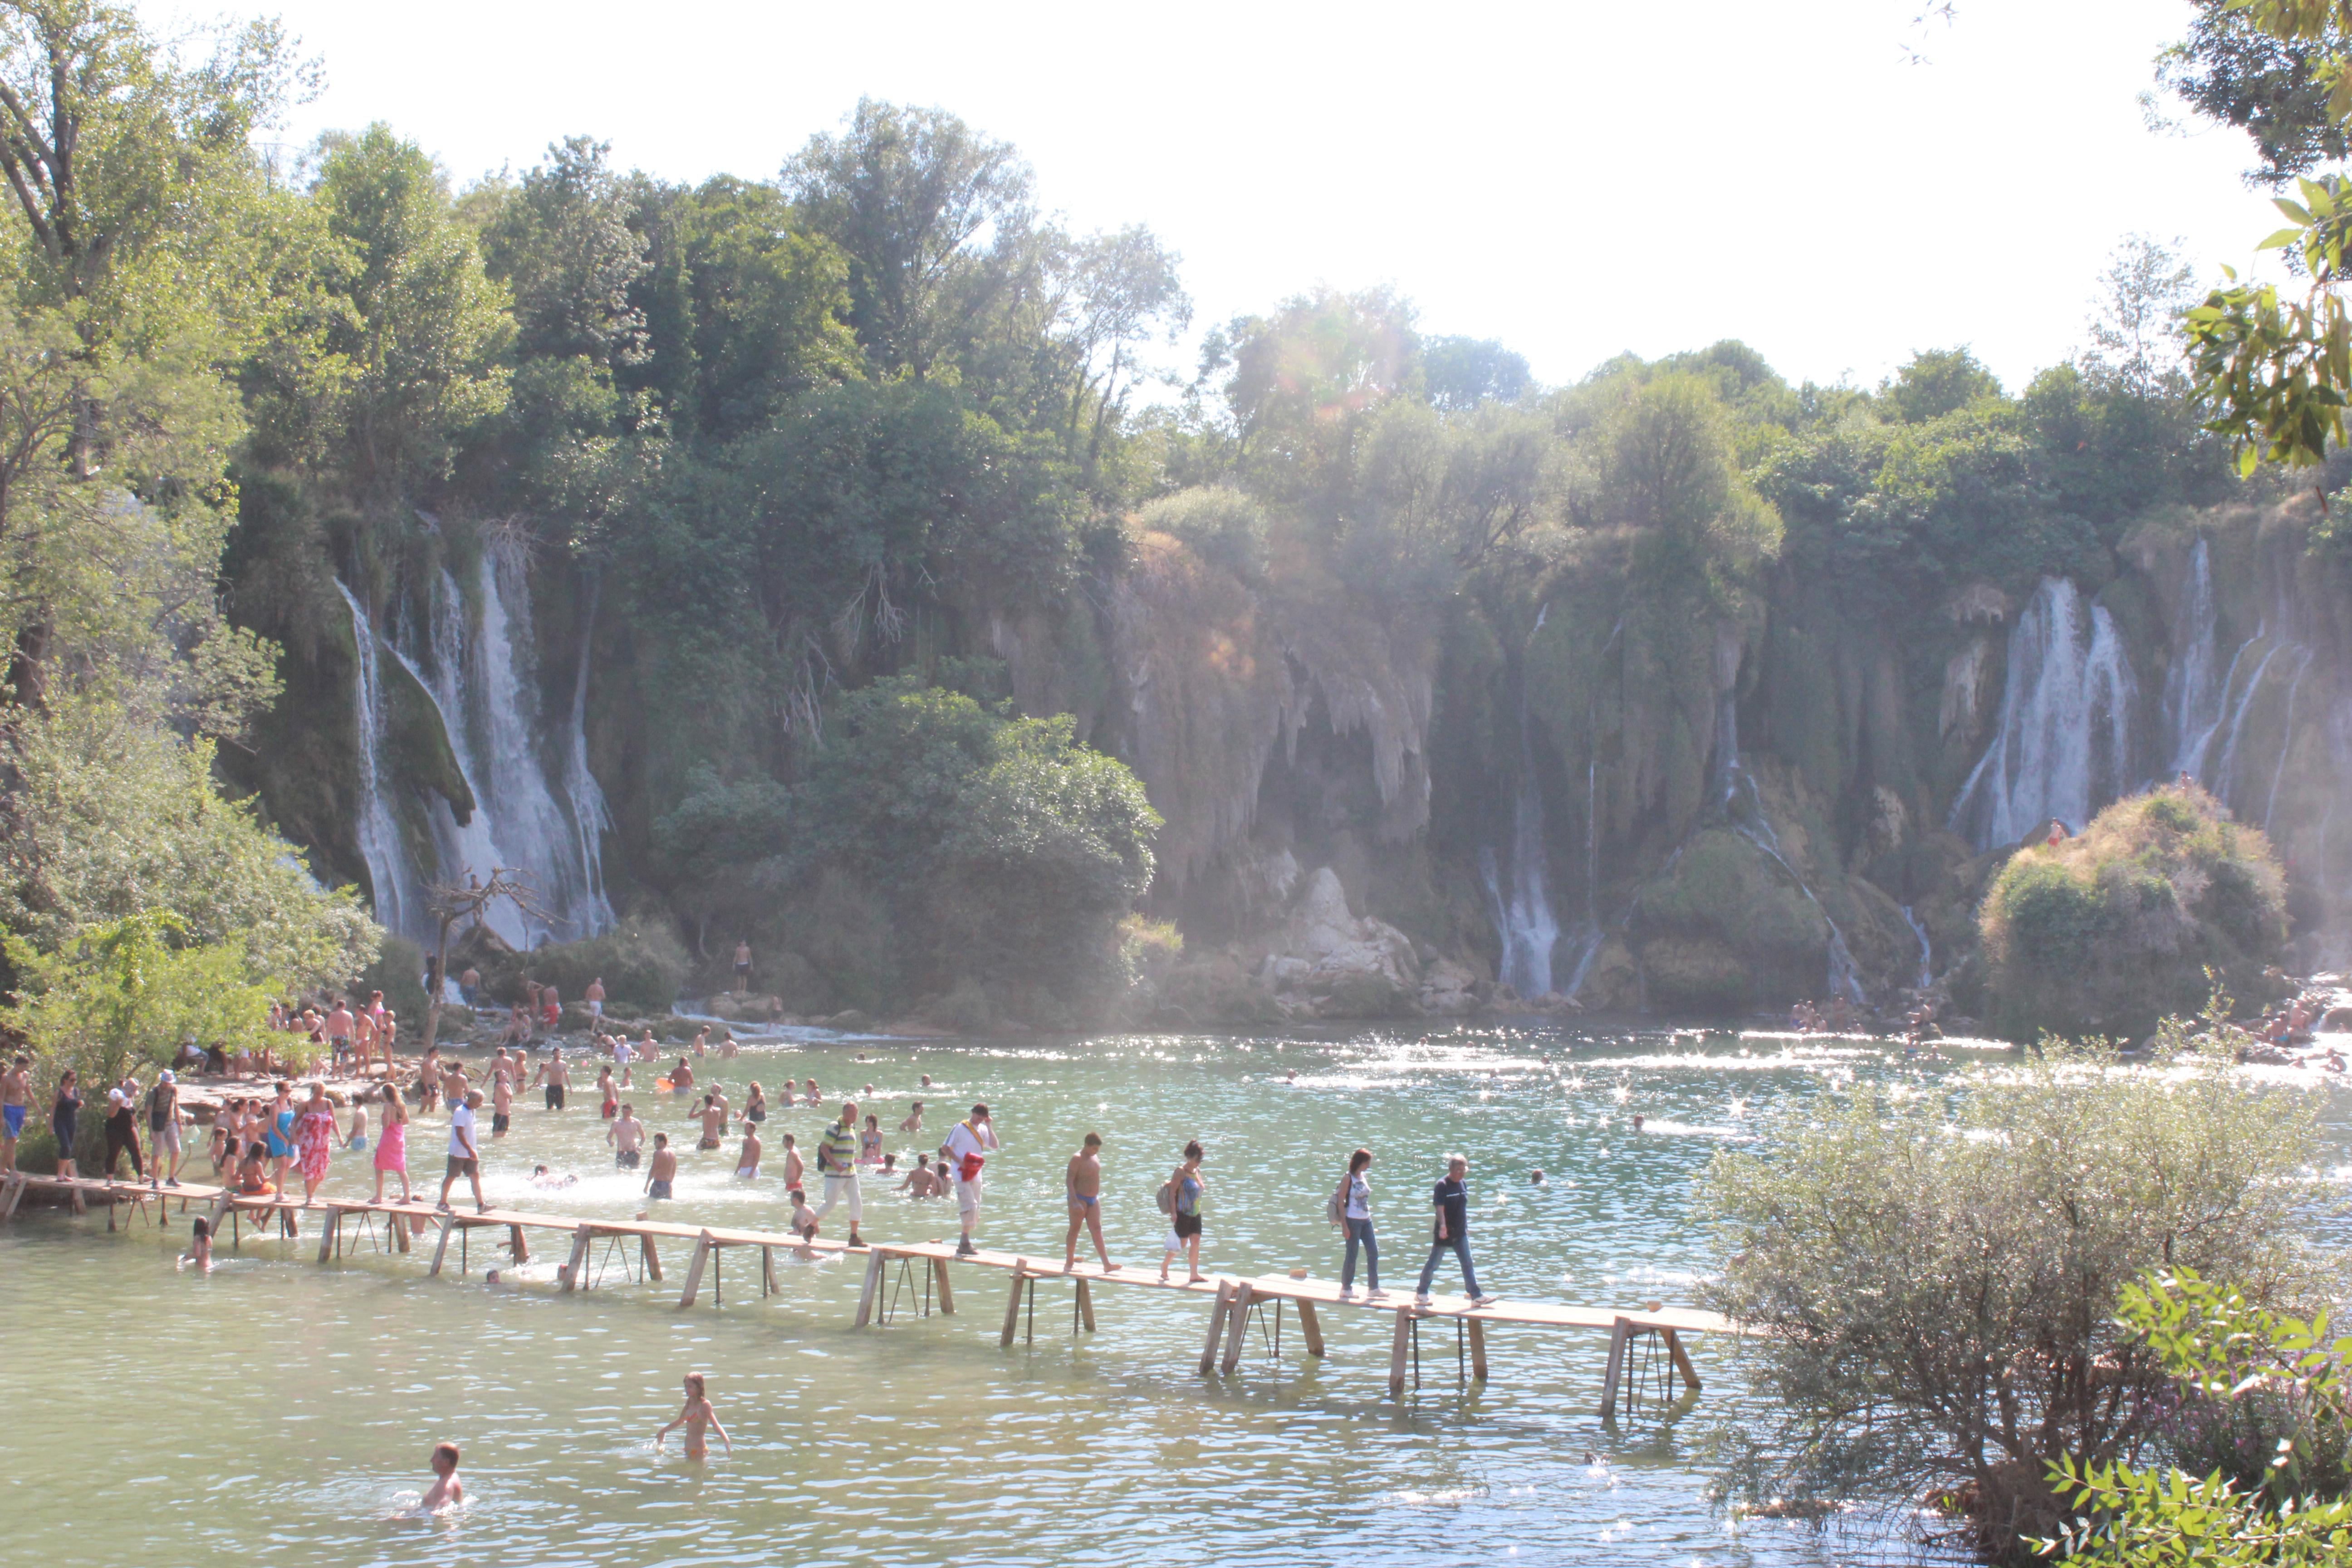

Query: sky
left=152, top=0, right=2292, bottom=396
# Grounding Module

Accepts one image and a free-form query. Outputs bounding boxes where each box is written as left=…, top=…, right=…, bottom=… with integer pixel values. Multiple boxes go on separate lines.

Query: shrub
left=476, top=915, right=692, bottom=1013
left=1134, top=485, right=1269, bottom=580
left=1980, top=781, right=2286, bottom=1043
left=1698, top=1015, right=2328, bottom=1563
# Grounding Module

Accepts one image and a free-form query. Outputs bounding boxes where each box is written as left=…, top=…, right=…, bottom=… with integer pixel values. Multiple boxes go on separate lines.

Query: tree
left=1200, top=285, right=1421, bottom=509
left=1048, top=223, right=1189, bottom=476
left=2, top=910, right=274, bottom=1090
left=2082, top=235, right=2200, bottom=398
left=1879, top=345, right=2004, bottom=422
left=1700, top=1016, right=2326, bottom=1563
left=2156, top=0, right=2349, bottom=185
left=1420, top=333, right=1534, bottom=412
left=308, top=124, right=511, bottom=503
left=784, top=98, right=1035, bottom=381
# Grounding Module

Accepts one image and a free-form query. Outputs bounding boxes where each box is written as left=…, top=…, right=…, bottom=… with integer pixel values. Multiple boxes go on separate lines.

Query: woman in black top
left=51, top=1069, right=82, bottom=1180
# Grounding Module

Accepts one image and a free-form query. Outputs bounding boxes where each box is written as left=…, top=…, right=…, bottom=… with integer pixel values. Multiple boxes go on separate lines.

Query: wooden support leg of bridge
left=562, top=1224, right=593, bottom=1293
left=1468, top=1317, right=1489, bottom=1382
left=1219, top=1285, right=1255, bottom=1375
left=932, top=1256, right=955, bottom=1315
left=854, top=1251, right=886, bottom=1328
left=2, top=1173, right=24, bottom=1220
left=678, top=1233, right=713, bottom=1308
left=428, top=1215, right=456, bottom=1278
left=1387, top=1309, right=1413, bottom=1394
left=1198, top=1279, right=1235, bottom=1373
left=315, top=1207, right=341, bottom=1264
left=1076, top=1277, right=1096, bottom=1333
left=508, top=1224, right=530, bottom=1263
left=1662, top=1326, right=1700, bottom=1392
left=641, top=1234, right=663, bottom=1282
left=393, top=1210, right=412, bottom=1253
left=1000, top=1269, right=1029, bottom=1348
left=1598, top=1317, right=1633, bottom=1419
left=762, top=1245, right=777, bottom=1297
left=1297, top=1299, right=1325, bottom=1358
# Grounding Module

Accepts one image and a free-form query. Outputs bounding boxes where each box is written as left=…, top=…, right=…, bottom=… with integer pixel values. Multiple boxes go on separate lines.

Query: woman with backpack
left=1157, top=1140, right=1207, bottom=1284
left=1332, top=1146, right=1382, bottom=1298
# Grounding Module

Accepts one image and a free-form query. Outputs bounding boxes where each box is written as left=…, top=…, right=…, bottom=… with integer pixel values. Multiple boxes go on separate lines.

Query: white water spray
left=335, top=583, right=426, bottom=936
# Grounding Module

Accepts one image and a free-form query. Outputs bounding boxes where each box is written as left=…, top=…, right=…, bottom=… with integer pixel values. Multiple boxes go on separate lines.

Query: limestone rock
left=1418, top=956, right=1482, bottom=1015
left=704, top=992, right=786, bottom=1024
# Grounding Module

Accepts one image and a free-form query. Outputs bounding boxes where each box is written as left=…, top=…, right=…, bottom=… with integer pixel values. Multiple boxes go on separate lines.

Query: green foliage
left=1878, top=346, right=2004, bottom=423
left=474, top=915, right=690, bottom=1013
left=1578, top=370, right=1782, bottom=603
left=1980, top=783, right=2288, bottom=1043
left=794, top=678, right=1158, bottom=1002
left=2, top=911, right=276, bottom=1087
left=1419, top=334, right=1532, bottom=412
left=0, top=697, right=378, bottom=988
left=2158, top=0, right=2352, bottom=183
left=1135, top=484, right=1269, bottom=579
left=2045, top=1270, right=2352, bottom=1565
left=1700, top=1020, right=2327, bottom=1563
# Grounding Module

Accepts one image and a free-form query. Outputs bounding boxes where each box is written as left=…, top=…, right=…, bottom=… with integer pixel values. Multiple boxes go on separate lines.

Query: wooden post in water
left=1598, top=1317, right=1634, bottom=1419
left=508, top=1224, right=529, bottom=1263
left=677, top=1232, right=713, bottom=1307
left=1387, top=1310, right=1414, bottom=1394
left=641, top=1234, right=663, bottom=1281
left=999, top=1269, right=1029, bottom=1347
left=1076, top=1278, right=1096, bottom=1333
left=1468, top=1318, right=1489, bottom=1381
left=1198, top=1280, right=1235, bottom=1373
left=1297, top=1299, right=1325, bottom=1358
left=428, top=1214, right=456, bottom=1278
left=1219, top=1285, right=1255, bottom=1375
left=932, top=1256, right=955, bottom=1315
left=762, top=1246, right=777, bottom=1297
left=315, top=1207, right=341, bottom=1264
left=562, top=1224, right=593, bottom=1293
left=855, top=1252, right=886, bottom=1327
left=1662, top=1327, right=1700, bottom=1392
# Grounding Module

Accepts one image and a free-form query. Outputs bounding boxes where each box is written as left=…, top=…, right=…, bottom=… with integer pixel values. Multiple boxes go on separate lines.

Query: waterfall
left=390, top=577, right=524, bottom=948
left=1901, top=905, right=1932, bottom=989
left=2212, top=641, right=2287, bottom=804
left=1948, top=577, right=2137, bottom=850
left=2264, top=650, right=2315, bottom=830
left=561, top=572, right=617, bottom=936
left=335, top=583, right=426, bottom=937
left=2166, top=539, right=2234, bottom=778
left=1482, top=617, right=1561, bottom=997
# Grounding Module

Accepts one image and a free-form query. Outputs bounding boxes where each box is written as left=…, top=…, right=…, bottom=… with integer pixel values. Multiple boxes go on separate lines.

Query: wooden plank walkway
left=2, top=1171, right=1739, bottom=1413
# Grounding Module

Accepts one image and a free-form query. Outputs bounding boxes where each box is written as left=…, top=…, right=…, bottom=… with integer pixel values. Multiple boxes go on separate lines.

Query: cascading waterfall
left=561, top=572, right=617, bottom=936
left=2166, top=539, right=2234, bottom=779
left=392, top=573, right=523, bottom=947
left=1901, top=905, right=1932, bottom=990
left=1481, top=609, right=1561, bottom=997
left=1948, top=577, right=2137, bottom=850
left=335, top=583, right=426, bottom=937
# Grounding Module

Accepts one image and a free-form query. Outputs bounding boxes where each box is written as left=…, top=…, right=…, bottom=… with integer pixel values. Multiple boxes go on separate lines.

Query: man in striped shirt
left=813, top=1100, right=866, bottom=1247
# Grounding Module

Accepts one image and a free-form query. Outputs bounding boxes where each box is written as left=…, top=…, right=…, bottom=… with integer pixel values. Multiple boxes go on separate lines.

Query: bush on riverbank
left=470, top=916, right=693, bottom=1013
left=1978, top=782, right=2287, bottom=1044
left=1698, top=1014, right=2328, bottom=1563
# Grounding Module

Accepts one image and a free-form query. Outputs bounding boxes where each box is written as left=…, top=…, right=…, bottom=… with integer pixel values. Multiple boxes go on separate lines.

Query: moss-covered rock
left=1980, top=781, right=2287, bottom=1042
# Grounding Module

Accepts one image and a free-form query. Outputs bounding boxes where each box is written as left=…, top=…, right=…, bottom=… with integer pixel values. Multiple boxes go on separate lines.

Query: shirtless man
left=585, top=976, right=606, bottom=1022
left=420, top=1441, right=465, bottom=1512
left=735, top=1124, right=761, bottom=1178
left=732, top=940, right=752, bottom=995
left=645, top=1132, right=677, bottom=1200
left=779, top=1131, right=804, bottom=1191
left=491, top=1073, right=513, bottom=1139
left=415, top=1047, right=443, bottom=1111
left=609, top=1103, right=645, bottom=1169
left=352, top=1009, right=377, bottom=1075
left=539, top=1053, right=570, bottom=1112
left=895, top=1152, right=939, bottom=1198
left=325, top=997, right=355, bottom=1065
left=694, top=1093, right=726, bottom=1151
left=657, top=1373, right=731, bottom=1460
left=692, top=1027, right=710, bottom=1058
left=1062, top=1132, right=1119, bottom=1273
left=670, top=1058, right=695, bottom=1094
left=898, top=1100, right=926, bottom=1135
left=1, top=1054, right=29, bottom=1175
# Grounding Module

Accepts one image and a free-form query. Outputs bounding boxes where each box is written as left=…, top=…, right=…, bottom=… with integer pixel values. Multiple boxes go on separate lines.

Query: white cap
left=159, top=1069, right=175, bottom=1083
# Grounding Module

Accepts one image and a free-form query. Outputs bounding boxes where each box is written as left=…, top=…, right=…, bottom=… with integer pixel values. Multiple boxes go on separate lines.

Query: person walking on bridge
left=946, top=1103, right=998, bottom=1258
left=1414, top=1153, right=1496, bottom=1308
left=813, top=1101, right=867, bottom=1248
left=1333, top=1146, right=1382, bottom=1298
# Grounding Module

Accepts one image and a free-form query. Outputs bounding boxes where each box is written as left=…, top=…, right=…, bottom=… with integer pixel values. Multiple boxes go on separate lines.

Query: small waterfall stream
left=335, top=583, right=425, bottom=937
left=1481, top=610, right=1562, bottom=997
left=1901, top=905, right=1932, bottom=989
left=1949, top=577, right=2137, bottom=849
left=1715, top=675, right=1867, bottom=1005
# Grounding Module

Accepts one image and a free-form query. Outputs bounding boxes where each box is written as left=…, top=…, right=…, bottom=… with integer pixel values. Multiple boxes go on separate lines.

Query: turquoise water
left=6, top=1022, right=2314, bottom=1567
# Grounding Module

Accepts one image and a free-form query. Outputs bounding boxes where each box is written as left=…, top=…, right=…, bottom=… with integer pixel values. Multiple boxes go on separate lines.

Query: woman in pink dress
left=294, top=1082, right=337, bottom=1203
left=372, top=1083, right=411, bottom=1202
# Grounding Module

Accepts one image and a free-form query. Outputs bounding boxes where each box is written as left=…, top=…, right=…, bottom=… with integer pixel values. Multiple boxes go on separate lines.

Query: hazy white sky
left=156, top=0, right=2288, bottom=394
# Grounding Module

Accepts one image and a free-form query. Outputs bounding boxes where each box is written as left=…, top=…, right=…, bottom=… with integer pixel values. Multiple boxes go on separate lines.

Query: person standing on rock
left=733, top=940, right=752, bottom=995
left=586, top=976, right=605, bottom=1022
left=325, top=997, right=355, bottom=1066
left=459, top=966, right=480, bottom=1008
left=1413, top=1153, right=1496, bottom=1308
left=945, top=1104, right=1000, bottom=1258
left=813, top=1101, right=867, bottom=1246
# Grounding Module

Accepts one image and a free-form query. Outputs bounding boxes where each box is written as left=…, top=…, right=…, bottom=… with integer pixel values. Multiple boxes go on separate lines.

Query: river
left=4, top=1020, right=2341, bottom=1567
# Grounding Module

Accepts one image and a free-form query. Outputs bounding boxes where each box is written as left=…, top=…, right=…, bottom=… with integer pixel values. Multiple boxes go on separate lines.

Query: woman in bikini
left=743, top=1083, right=767, bottom=1126
left=373, top=1082, right=412, bottom=1203
left=236, top=1141, right=275, bottom=1197
left=858, top=1113, right=885, bottom=1166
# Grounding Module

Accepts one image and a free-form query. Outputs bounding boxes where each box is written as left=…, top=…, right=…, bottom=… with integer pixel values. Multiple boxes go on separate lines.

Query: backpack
left=1155, top=1178, right=1176, bottom=1215
left=1325, top=1176, right=1349, bottom=1228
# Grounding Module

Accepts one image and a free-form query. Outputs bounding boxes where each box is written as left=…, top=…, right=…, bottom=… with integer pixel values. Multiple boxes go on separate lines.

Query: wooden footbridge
left=2, top=1171, right=1740, bottom=1415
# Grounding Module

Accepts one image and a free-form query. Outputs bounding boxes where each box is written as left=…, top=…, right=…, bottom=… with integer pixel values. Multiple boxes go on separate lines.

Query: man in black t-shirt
left=1414, top=1154, right=1497, bottom=1307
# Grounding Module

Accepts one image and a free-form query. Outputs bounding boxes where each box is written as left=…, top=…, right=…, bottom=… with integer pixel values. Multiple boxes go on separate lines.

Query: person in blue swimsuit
left=264, top=1081, right=297, bottom=1196
left=1061, top=1132, right=1119, bottom=1274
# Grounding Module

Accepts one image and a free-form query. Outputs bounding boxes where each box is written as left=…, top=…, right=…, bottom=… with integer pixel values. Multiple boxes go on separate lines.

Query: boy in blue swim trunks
left=1, top=1055, right=29, bottom=1175
left=1061, top=1132, right=1120, bottom=1274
